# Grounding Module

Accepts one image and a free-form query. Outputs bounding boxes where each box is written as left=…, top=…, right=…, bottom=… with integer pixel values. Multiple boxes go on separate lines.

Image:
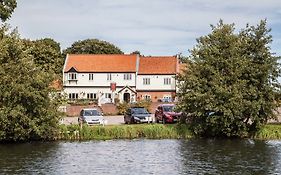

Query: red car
left=155, top=104, right=181, bottom=124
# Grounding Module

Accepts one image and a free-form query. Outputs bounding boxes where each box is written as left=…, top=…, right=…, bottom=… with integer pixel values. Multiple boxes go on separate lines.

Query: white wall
left=63, top=72, right=136, bottom=87
left=136, top=75, right=176, bottom=90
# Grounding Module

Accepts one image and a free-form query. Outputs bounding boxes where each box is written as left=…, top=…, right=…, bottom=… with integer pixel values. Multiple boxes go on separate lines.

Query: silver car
left=78, top=108, right=104, bottom=125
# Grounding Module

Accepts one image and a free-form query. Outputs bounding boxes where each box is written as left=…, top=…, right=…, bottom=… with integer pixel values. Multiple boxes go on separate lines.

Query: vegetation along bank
left=58, top=124, right=281, bottom=140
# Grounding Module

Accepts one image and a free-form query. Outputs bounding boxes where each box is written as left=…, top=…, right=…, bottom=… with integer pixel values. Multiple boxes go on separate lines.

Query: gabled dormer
left=65, top=67, right=78, bottom=82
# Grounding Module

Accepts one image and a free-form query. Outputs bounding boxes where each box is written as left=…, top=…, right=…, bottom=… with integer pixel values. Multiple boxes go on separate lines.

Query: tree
left=23, top=38, right=64, bottom=75
left=0, top=26, right=61, bottom=142
left=0, top=0, right=17, bottom=22
left=63, top=39, right=123, bottom=55
left=177, top=20, right=280, bottom=137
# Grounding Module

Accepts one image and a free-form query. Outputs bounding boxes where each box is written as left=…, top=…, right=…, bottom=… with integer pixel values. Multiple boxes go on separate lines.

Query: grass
left=58, top=124, right=193, bottom=140
left=58, top=123, right=281, bottom=140
left=254, top=124, right=281, bottom=140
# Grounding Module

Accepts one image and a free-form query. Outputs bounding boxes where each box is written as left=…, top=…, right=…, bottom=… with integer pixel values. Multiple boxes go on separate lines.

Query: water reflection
left=1, top=139, right=281, bottom=174
left=179, top=139, right=281, bottom=174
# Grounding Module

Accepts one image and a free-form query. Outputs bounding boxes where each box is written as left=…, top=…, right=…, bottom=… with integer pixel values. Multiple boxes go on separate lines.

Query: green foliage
left=58, top=124, right=193, bottom=140
left=116, top=102, right=130, bottom=115
left=116, top=100, right=152, bottom=114
left=0, top=0, right=17, bottom=22
left=0, top=26, right=61, bottom=142
left=63, top=38, right=123, bottom=55
left=177, top=20, right=281, bottom=137
left=254, top=124, right=281, bottom=139
left=22, top=38, right=64, bottom=75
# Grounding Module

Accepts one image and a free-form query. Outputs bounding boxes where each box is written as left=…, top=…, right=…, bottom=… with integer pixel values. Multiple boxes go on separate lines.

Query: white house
left=63, top=54, right=181, bottom=104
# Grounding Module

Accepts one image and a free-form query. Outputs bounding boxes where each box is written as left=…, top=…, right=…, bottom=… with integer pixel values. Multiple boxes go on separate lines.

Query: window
left=87, top=93, right=97, bottom=99
left=143, top=94, right=151, bottom=101
left=107, top=73, right=112, bottom=81
left=143, top=78, right=150, bottom=85
left=89, top=74, right=94, bottom=80
left=124, top=73, right=132, bottom=80
left=68, top=73, right=77, bottom=80
left=164, top=78, right=171, bottom=85
left=68, top=93, right=78, bottom=99
left=105, top=93, right=112, bottom=99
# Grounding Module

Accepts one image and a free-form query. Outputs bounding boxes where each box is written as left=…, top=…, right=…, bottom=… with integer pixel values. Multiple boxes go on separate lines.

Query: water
left=1, top=139, right=281, bottom=175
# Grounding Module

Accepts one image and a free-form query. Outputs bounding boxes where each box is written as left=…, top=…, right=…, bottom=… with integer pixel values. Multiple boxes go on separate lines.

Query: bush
left=116, top=100, right=152, bottom=114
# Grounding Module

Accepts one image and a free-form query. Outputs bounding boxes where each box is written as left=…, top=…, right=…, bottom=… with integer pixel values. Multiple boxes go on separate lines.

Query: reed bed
left=58, top=124, right=193, bottom=140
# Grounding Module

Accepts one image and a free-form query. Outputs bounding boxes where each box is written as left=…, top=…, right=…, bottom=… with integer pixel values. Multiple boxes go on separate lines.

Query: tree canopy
left=23, top=38, right=64, bottom=75
left=63, top=39, right=123, bottom=55
left=0, top=26, right=61, bottom=142
left=177, top=20, right=281, bottom=137
left=0, top=0, right=17, bottom=22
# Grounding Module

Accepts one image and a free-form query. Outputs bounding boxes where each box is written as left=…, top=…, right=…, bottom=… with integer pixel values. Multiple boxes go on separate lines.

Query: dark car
left=155, top=104, right=181, bottom=124
left=124, top=107, right=152, bottom=124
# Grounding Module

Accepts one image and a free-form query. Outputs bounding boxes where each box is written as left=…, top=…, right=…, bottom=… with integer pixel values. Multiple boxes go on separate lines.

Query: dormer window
left=68, top=73, right=77, bottom=80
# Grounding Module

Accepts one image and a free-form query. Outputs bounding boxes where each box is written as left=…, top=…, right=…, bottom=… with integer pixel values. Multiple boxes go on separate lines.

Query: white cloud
left=8, top=0, right=281, bottom=56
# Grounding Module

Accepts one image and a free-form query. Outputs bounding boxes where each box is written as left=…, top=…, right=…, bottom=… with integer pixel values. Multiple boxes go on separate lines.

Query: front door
left=123, top=93, right=130, bottom=103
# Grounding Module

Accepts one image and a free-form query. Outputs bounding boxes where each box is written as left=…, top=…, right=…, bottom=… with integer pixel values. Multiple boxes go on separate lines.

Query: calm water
left=0, top=139, right=281, bottom=175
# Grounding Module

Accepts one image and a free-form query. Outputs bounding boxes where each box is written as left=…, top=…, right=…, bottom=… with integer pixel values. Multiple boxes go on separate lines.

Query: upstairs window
left=143, top=78, right=150, bottom=85
left=107, top=73, right=112, bottom=81
left=124, top=73, right=132, bottom=80
left=164, top=78, right=171, bottom=85
left=89, top=74, right=94, bottom=80
left=68, top=73, right=77, bottom=80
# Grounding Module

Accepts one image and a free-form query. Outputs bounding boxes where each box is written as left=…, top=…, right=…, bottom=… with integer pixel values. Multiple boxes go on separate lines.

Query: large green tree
left=23, top=38, right=64, bottom=75
left=0, top=0, right=17, bottom=22
left=177, top=20, right=280, bottom=137
left=63, top=38, right=123, bottom=55
left=0, top=26, right=61, bottom=142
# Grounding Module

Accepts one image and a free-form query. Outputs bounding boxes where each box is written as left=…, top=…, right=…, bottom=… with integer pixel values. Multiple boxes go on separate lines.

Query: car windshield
left=84, top=110, right=101, bottom=116
left=162, top=106, right=174, bottom=112
left=131, top=108, right=149, bottom=114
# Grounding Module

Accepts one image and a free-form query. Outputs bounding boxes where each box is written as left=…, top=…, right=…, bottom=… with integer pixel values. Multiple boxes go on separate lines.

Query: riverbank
left=58, top=123, right=281, bottom=140
left=58, top=124, right=193, bottom=140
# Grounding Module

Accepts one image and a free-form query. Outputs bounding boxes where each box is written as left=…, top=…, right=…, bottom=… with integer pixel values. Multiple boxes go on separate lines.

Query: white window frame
left=68, top=93, right=78, bottom=99
left=143, top=78, right=150, bottom=85
left=87, top=93, right=97, bottom=99
left=107, top=73, right=112, bottom=81
left=164, top=78, right=171, bottom=85
left=124, top=73, right=132, bottom=80
left=68, top=73, right=77, bottom=80
left=89, top=73, right=94, bottom=81
left=105, top=93, right=112, bottom=99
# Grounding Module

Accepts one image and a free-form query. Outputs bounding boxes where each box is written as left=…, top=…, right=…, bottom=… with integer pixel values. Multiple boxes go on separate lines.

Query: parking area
left=61, top=114, right=155, bottom=125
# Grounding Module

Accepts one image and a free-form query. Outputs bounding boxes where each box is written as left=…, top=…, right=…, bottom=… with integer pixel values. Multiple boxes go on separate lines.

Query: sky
left=8, top=0, right=281, bottom=56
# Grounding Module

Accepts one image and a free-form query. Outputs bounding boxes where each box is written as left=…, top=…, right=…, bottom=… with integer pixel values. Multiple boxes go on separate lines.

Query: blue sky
left=8, top=0, right=281, bottom=56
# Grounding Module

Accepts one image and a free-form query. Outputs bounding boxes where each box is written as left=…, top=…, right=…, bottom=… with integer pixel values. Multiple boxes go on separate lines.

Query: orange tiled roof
left=138, top=56, right=177, bottom=74
left=64, top=54, right=137, bottom=73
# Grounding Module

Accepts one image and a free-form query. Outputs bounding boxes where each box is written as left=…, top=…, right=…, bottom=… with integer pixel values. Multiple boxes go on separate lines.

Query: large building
left=63, top=54, right=181, bottom=104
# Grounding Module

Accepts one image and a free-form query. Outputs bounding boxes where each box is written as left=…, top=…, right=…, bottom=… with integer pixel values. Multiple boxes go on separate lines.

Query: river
left=0, top=139, right=281, bottom=174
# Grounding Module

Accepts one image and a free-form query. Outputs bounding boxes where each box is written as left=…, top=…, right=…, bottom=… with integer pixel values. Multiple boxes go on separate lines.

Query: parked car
left=78, top=108, right=104, bottom=125
left=155, top=104, right=181, bottom=124
left=124, top=107, right=152, bottom=124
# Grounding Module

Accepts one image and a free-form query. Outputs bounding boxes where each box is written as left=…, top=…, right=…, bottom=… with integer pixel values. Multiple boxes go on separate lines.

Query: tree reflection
left=179, top=139, right=281, bottom=174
